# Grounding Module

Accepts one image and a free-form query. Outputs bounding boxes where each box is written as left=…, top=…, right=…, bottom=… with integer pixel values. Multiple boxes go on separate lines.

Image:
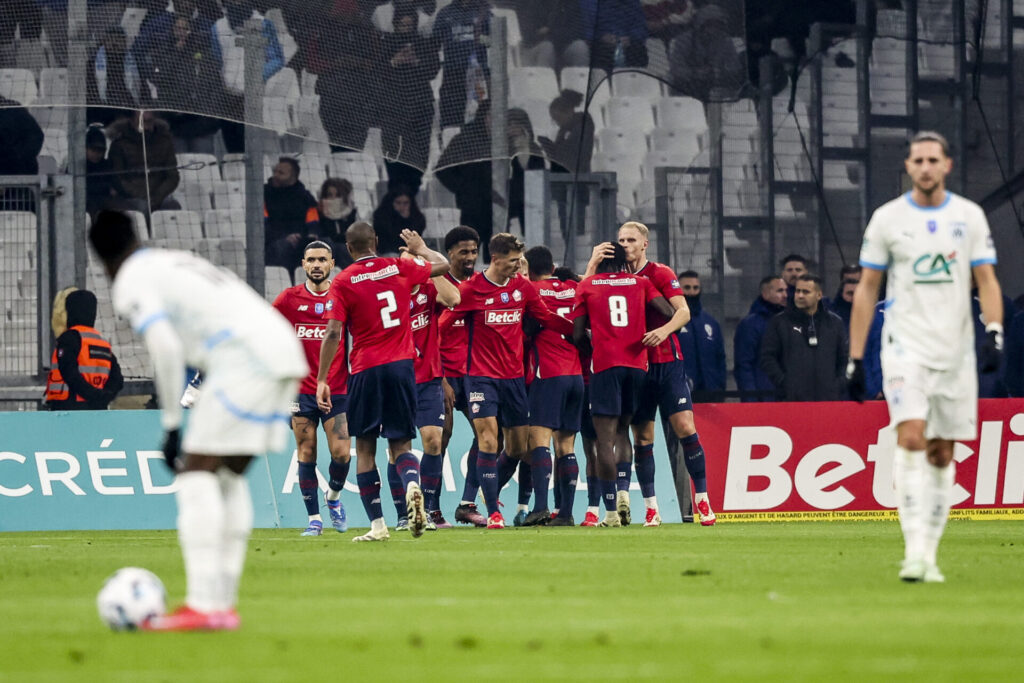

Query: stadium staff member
left=45, top=288, right=123, bottom=410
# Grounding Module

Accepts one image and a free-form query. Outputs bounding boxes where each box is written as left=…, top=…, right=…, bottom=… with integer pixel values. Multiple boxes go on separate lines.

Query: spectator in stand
left=44, top=289, right=123, bottom=411
left=152, top=13, right=225, bottom=155
left=0, top=0, right=42, bottom=68
left=516, top=0, right=589, bottom=69
left=0, top=95, right=44, bottom=174
left=318, top=177, right=358, bottom=267
left=826, top=264, right=861, bottom=329
left=372, top=185, right=427, bottom=256
left=432, top=0, right=491, bottom=128
left=676, top=270, right=726, bottom=395
left=264, top=157, right=320, bottom=271
left=106, top=110, right=181, bottom=215
left=86, top=26, right=144, bottom=125
left=760, top=274, right=848, bottom=401
left=381, top=2, right=441, bottom=195
left=436, top=100, right=493, bottom=256
left=212, top=0, right=284, bottom=153
left=643, top=0, right=694, bottom=44
left=85, top=125, right=115, bottom=219
left=506, top=108, right=547, bottom=233
left=1005, top=309, right=1024, bottom=398
left=779, top=252, right=808, bottom=304
left=668, top=3, right=746, bottom=101
left=972, top=284, right=1015, bottom=398
left=539, top=90, right=595, bottom=242
left=580, top=0, right=649, bottom=72
left=734, top=275, right=786, bottom=401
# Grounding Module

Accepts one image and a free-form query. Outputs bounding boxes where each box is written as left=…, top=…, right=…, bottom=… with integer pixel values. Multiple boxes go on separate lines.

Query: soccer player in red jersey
left=617, top=221, right=718, bottom=526
left=386, top=252, right=461, bottom=531
left=522, top=245, right=583, bottom=526
left=573, top=243, right=679, bottom=526
left=315, top=223, right=449, bottom=541
left=437, top=226, right=488, bottom=527
left=272, top=241, right=352, bottom=536
left=444, top=233, right=573, bottom=529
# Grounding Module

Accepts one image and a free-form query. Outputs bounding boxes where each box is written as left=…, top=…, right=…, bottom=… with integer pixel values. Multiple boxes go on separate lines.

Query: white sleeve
left=113, top=267, right=168, bottom=336
left=859, top=209, right=891, bottom=271
left=141, top=318, right=186, bottom=431
left=969, top=205, right=997, bottom=267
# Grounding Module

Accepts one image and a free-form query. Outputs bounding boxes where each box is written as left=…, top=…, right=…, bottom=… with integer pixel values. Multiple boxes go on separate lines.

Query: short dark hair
left=677, top=269, right=700, bottom=280
left=759, top=275, right=782, bottom=289
left=345, top=221, right=377, bottom=253
left=277, top=156, right=300, bottom=178
left=552, top=266, right=579, bottom=282
left=908, top=130, right=950, bottom=157
left=304, top=240, right=333, bottom=256
left=489, top=232, right=524, bottom=257
left=524, top=245, right=554, bottom=277
left=780, top=253, right=807, bottom=268
left=444, top=225, right=480, bottom=252
left=89, top=210, right=138, bottom=262
left=796, top=273, right=822, bottom=288
left=596, top=242, right=628, bottom=273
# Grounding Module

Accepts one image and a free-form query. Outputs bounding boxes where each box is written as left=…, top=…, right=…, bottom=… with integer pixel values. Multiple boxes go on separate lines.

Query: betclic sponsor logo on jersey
left=410, top=311, right=430, bottom=331
left=484, top=309, right=522, bottom=325
left=294, top=323, right=327, bottom=340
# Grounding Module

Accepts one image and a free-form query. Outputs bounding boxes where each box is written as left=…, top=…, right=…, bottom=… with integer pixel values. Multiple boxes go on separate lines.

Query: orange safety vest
left=44, top=325, right=114, bottom=403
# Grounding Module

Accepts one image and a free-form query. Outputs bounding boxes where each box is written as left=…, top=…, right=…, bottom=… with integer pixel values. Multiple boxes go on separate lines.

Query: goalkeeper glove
left=162, top=428, right=182, bottom=471
left=979, top=323, right=1004, bottom=373
left=846, top=358, right=866, bottom=403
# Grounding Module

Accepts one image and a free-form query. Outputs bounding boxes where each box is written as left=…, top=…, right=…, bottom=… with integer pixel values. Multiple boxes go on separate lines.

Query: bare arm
left=316, top=318, right=343, bottom=411
left=848, top=268, right=883, bottom=360
left=582, top=242, right=615, bottom=278
left=432, top=272, right=461, bottom=307
left=401, top=229, right=450, bottom=276
left=973, top=263, right=1004, bottom=328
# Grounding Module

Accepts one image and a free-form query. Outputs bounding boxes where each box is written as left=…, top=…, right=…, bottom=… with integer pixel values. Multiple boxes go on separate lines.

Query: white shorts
left=183, top=367, right=300, bottom=456
left=880, top=352, right=978, bottom=441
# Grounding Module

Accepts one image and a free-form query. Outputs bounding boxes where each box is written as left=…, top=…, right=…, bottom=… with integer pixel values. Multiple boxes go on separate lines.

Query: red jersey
left=325, top=255, right=432, bottom=374
left=438, top=272, right=470, bottom=377
left=635, top=260, right=684, bottom=363
left=574, top=272, right=661, bottom=374
left=452, top=272, right=573, bottom=380
left=410, top=280, right=443, bottom=384
left=272, top=282, right=347, bottom=395
left=528, top=278, right=581, bottom=379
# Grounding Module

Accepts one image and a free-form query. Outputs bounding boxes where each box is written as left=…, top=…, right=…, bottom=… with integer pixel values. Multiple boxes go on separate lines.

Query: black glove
left=846, top=358, right=866, bottom=403
left=162, top=429, right=181, bottom=471
left=980, top=326, right=1004, bottom=374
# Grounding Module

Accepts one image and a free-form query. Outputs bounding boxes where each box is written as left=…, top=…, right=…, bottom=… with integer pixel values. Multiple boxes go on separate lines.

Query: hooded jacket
left=46, top=290, right=123, bottom=410
left=107, top=116, right=180, bottom=207
left=678, top=295, right=726, bottom=392
left=760, top=305, right=848, bottom=402
left=733, top=296, right=784, bottom=400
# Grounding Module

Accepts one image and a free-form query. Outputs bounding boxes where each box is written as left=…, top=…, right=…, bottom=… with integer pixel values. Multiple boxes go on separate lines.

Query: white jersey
left=112, top=248, right=306, bottom=377
left=859, top=191, right=997, bottom=370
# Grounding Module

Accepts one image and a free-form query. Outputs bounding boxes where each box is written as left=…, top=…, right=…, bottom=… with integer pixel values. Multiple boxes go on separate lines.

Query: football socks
left=356, top=469, right=384, bottom=523
left=386, top=462, right=406, bottom=520
left=681, top=432, right=708, bottom=494
left=420, top=452, right=443, bottom=512
left=529, top=447, right=552, bottom=513
left=557, top=454, right=579, bottom=518
left=297, top=461, right=320, bottom=517
left=634, top=443, right=656, bottom=498
left=477, top=450, right=500, bottom=515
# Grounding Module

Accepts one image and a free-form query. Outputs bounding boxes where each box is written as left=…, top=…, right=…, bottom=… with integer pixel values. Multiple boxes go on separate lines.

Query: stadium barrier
left=3, top=399, right=1023, bottom=532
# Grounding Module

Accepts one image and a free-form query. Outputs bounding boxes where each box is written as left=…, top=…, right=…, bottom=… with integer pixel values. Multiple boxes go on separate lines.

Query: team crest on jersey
left=314, top=303, right=324, bottom=314
left=298, top=305, right=309, bottom=311
left=416, top=293, right=428, bottom=305
left=671, top=280, right=679, bottom=288
left=950, top=222, right=966, bottom=242
left=512, top=290, right=522, bottom=302
left=927, top=220, right=937, bottom=234
left=500, top=292, right=510, bottom=303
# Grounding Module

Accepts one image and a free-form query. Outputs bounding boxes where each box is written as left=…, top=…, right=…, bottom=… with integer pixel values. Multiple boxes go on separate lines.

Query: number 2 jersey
left=325, top=255, right=433, bottom=375
left=272, top=282, right=348, bottom=395
left=574, top=272, right=661, bottom=374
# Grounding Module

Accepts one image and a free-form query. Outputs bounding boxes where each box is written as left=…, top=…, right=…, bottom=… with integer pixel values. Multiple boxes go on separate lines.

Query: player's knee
left=672, top=411, right=696, bottom=437
left=926, top=443, right=954, bottom=467
left=329, top=449, right=351, bottom=464
left=296, top=443, right=317, bottom=463
left=898, top=434, right=927, bottom=451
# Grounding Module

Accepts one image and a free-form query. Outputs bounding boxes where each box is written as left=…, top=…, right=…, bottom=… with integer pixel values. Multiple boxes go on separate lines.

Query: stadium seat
left=263, top=67, right=300, bottom=133
left=175, top=182, right=213, bottom=214
left=204, top=209, right=246, bottom=239
left=208, top=238, right=246, bottom=278
left=210, top=180, right=245, bottom=213
left=421, top=174, right=457, bottom=208
left=300, top=69, right=319, bottom=98
left=611, top=70, right=663, bottom=99
left=151, top=210, right=203, bottom=242
left=509, top=66, right=560, bottom=107
left=124, top=210, right=149, bottom=239
left=650, top=128, right=702, bottom=160
left=38, top=68, right=68, bottom=101
left=514, top=98, right=555, bottom=140
left=491, top=7, right=523, bottom=65
left=603, top=97, right=656, bottom=132
left=596, top=128, right=649, bottom=159
left=329, top=152, right=381, bottom=192
left=421, top=207, right=462, bottom=242
left=120, top=7, right=147, bottom=46
left=0, top=212, right=37, bottom=243
left=177, top=153, right=221, bottom=186
left=0, top=242, right=33, bottom=271
left=655, top=96, right=707, bottom=131
left=264, top=9, right=299, bottom=64
left=560, top=67, right=611, bottom=112
left=220, top=153, right=246, bottom=182
left=591, top=151, right=642, bottom=202
left=0, top=68, right=38, bottom=105
left=265, top=266, right=291, bottom=300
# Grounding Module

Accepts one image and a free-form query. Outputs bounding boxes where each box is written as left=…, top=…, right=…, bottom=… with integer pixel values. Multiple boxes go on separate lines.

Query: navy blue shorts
left=529, top=375, right=584, bottom=432
left=633, top=360, right=693, bottom=424
left=446, top=375, right=468, bottom=414
left=580, top=384, right=597, bottom=441
left=466, top=376, right=529, bottom=428
left=293, top=393, right=347, bottom=424
left=347, top=360, right=417, bottom=440
left=589, top=367, right=648, bottom=417
left=416, top=378, right=445, bottom=428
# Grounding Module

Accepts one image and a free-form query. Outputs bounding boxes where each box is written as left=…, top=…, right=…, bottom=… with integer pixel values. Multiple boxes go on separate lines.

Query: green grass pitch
left=2, top=521, right=1022, bottom=682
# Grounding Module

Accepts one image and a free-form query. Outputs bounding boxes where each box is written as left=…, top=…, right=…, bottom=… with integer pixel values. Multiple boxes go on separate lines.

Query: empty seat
left=603, top=97, right=656, bottom=132
left=655, top=96, right=707, bottom=131
left=265, top=266, right=292, bottom=300
left=177, top=153, right=221, bottom=185
left=560, top=66, right=611, bottom=112
left=210, top=180, right=246, bottom=212
left=421, top=207, right=462, bottom=240
left=514, top=97, right=555, bottom=140
left=120, top=7, right=148, bottom=45
left=596, top=128, right=649, bottom=158
left=38, top=68, right=68, bottom=101
left=650, top=128, right=702, bottom=159
left=0, top=211, right=37, bottom=242
left=329, top=152, right=381, bottom=191
left=220, top=153, right=246, bottom=182
left=150, top=210, right=203, bottom=241
left=208, top=238, right=246, bottom=278
left=175, top=182, right=213, bottom=213
left=509, top=66, right=560, bottom=106
left=0, top=68, right=38, bottom=104
left=203, top=209, right=246, bottom=239
left=611, top=70, right=663, bottom=98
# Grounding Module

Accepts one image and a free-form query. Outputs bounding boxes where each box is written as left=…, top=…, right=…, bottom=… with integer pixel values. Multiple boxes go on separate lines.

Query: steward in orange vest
left=45, top=290, right=123, bottom=410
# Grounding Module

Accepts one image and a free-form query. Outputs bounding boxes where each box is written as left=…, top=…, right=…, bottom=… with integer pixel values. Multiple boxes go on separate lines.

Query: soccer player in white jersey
left=847, top=132, right=1004, bottom=583
left=89, top=210, right=307, bottom=630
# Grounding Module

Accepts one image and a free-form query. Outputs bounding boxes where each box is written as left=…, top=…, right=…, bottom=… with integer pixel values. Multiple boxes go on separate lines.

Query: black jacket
left=263, top=180, right=319, bottom=248
left=0, top=96, right=44, bottom=174
left=759, top=305, right=848, bottom=401
left=49, top=290, right=124, bottom=410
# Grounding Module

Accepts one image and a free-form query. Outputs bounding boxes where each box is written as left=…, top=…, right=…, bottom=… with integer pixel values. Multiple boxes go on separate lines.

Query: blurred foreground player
left=316, top=223, right=450, bottom=541
left=272, top=241, right=352, bottom=536
left=847, top=131, right=1003, bottom=582
left=89, top=210, right=307, bottom=631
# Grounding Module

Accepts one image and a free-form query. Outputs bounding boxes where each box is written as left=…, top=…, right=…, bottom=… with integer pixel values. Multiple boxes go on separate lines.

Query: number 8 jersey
left=325, top=255, right=433, bottom=374
left=574, top=272, right=661, bottom=374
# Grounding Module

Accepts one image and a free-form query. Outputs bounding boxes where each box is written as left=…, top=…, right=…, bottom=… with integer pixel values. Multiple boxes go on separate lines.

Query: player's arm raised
left=316, top=318, right=343, bottom=412
left=432, top=270, right=461, bottom=307
left=401, top=228, right=450, bottom=276
left=525, top=285, right=574, bottom=336
left=582, top=242, right=616, bottom=278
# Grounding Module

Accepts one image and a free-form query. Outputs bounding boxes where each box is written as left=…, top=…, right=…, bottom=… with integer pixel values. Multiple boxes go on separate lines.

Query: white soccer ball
left=96, top=567, right=167, bottom=631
